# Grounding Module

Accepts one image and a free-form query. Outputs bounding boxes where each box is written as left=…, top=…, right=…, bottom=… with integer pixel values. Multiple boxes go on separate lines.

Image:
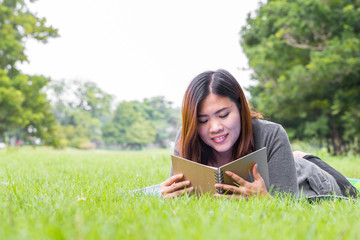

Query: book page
left=171, top=155, right=218, bottom=195
left=220, top=147, right=270, bottom=190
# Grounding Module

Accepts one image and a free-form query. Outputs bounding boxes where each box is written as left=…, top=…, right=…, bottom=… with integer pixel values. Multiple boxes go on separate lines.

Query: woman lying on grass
left=160, top=69, right=358, bottom=199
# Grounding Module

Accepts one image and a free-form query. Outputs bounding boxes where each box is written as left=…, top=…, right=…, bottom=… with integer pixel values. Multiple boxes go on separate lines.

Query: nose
left=209, top=119, right=223, bottom=133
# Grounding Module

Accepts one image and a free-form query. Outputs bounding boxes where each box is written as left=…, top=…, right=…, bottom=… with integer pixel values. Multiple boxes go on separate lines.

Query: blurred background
left=0, top=0, right=359, bottom=155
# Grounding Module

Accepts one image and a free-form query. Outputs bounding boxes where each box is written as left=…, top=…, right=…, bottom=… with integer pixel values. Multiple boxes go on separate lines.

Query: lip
left=211, top=133, right=228, bottom=144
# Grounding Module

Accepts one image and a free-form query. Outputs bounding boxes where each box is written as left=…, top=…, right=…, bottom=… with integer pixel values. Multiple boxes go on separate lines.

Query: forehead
left=198, top=93, right=234, bottom=114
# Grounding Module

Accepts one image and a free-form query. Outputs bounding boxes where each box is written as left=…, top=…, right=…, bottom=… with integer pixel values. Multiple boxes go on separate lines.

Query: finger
left=215, top=183, right=240, bottom=193
left=225, top=171, right=247, bottom=186
left=185, top=186, right=194, bottom=193
left=169, top=180, right=191, bottom=192
left=165, top=187, right=194, bottom=198
left=162, top=174, right=184, bottom=186
left=252, top=164, right=263, bottom=181
left=161, top=180, right=190, bottom=195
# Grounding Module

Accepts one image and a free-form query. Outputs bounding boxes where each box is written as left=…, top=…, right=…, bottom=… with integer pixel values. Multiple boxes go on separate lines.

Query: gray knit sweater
left=170, top=118, right=342, bottom=197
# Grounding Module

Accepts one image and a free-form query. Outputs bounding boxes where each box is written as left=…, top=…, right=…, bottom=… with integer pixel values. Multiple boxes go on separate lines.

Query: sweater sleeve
left=264, top=125, right=299, bottom=196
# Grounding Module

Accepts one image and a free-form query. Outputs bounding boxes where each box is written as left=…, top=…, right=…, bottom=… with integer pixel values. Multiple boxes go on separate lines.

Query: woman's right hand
left=160, top=174, right=194, bottom=198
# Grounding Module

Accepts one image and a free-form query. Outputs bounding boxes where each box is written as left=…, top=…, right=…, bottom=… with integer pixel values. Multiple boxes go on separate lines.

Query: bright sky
left=20, top=0, right=261, bottom=107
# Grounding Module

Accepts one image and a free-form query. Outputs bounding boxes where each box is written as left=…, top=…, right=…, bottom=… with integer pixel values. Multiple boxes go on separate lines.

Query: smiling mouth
left=211, top=134, right=228, bottom=143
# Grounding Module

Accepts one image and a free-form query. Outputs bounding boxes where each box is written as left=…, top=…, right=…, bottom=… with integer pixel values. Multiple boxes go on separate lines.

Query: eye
left=219, top=112, right=229, bottom=118
left=198, top=119, right=208, bottom=124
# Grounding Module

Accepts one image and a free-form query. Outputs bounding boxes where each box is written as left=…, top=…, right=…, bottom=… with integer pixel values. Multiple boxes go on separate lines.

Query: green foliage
left=102, top=97, right=180, bottom=149
left=0, top=0, right=180, bottom=149
left=241, top=0, right=360, bottom=155
left=49, top=80, right=180, bottom=149
left=48, top=80, right=111, bottom=148
left=0, top=148, right=360, bottom=239
left=0, top=70, right=24, bottom=135
left=102, top=101, right=156, bottom=149
left=0, top=0, right=58, bottom=75
left=137, top=96, right=181, bottom=148
left=0, top=0, right=58, bottom=143
left=73, top=81, right=114, bottom=123
left=125, top=120, right=156, bottom=149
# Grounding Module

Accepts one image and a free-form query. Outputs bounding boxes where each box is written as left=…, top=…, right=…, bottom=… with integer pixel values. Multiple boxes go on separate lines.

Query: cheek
left=197, top=125, right=207, bottom=141
left=229, top=115, right=241, bottom=134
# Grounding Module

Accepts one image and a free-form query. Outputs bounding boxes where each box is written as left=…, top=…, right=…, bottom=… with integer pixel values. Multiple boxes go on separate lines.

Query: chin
left=213, top=145, right=232, bottom=153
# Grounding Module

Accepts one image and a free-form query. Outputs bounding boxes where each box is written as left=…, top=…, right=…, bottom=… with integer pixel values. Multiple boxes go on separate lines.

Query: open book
left=171, top=147, right=269, bottom=195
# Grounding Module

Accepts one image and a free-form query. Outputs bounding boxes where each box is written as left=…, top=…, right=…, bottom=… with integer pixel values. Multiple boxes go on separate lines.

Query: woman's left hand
left=214, top=164, right=270, bottom=199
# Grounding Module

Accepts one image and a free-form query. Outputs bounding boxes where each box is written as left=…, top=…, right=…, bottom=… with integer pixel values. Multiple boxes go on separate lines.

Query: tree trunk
left=326, top=138, right=331, bottom=154
left=332, top=124, right=342, bottom=155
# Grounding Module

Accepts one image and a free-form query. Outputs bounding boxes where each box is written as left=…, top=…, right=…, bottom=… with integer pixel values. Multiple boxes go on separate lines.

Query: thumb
left=252, top=164, right=263, bottom=181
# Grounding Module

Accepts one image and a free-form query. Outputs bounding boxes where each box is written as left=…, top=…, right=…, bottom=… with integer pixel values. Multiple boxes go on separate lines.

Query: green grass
left=0, top=147, right=360, bottom=240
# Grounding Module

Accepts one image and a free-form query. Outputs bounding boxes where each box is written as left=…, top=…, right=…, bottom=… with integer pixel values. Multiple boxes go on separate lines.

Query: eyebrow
left=197, top=107, right=229, bottom=118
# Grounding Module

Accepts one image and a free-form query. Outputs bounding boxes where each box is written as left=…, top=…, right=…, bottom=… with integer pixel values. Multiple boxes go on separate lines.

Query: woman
left=160, top=69, right=358, bottom=199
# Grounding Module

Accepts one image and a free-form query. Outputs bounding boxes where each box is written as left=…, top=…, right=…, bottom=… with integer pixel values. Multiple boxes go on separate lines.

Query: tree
left=241, top=0, right=360, bottom=155
left=47, top=80, right=112, bottom=148
left=47, top=79, right=72, bottom=125
left=102, top=101, right=156, bottom=149
left=48, top=80, right=179, bottom=149
left=125, top=120, right=156, bottom=150
left=14, top=74, right=57, bottom=143
left=0, top=70, right=24, bottom=138
left=0, top=0, right=58, bottom=143
left=73, top=80, right=114, bottom=123
left=135, top=96, right=181, bottom=148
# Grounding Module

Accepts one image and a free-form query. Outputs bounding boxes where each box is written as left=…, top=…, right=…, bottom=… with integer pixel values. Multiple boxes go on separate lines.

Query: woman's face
left=197, top=93, right=241, bottom=158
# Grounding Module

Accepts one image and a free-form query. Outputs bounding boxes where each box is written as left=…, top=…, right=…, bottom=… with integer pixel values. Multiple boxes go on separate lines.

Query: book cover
left=171, top=147, right=269, bottom=195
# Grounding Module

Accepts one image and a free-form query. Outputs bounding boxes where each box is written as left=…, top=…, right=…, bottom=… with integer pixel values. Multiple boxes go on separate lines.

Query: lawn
left=0, top=146, right=359, bottom=240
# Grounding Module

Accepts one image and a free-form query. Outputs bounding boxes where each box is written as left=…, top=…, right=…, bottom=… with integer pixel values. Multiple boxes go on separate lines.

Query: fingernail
left=186, top=181, right=190, bottom=184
